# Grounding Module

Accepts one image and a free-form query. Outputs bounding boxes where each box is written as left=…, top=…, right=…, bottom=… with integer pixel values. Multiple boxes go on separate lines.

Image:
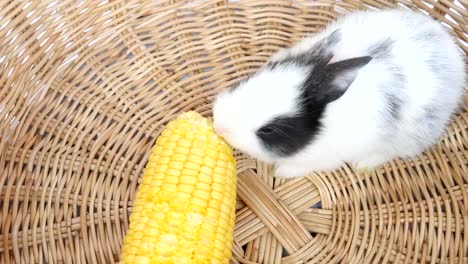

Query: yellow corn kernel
left=121, top=111, right=237, bottom=263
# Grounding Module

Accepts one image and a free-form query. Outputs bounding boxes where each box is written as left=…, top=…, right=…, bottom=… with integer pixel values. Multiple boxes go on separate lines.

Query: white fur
left=213, top=9, right=465, bottom=178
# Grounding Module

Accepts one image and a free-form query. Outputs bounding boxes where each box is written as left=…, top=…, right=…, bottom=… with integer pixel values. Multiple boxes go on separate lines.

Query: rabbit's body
left=213, top=9, right=465, bottom=178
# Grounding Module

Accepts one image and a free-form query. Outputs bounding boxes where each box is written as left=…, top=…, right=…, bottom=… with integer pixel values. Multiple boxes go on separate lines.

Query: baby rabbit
left=213, top=9, right=465, bottom=178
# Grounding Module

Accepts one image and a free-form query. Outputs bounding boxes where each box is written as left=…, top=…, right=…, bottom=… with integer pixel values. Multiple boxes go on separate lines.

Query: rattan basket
left=0, top=0, right=466, bottom=263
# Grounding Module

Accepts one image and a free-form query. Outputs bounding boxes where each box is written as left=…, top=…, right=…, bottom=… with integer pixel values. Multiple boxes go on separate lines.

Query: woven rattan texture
left=0, top=0, right=466, bottom=263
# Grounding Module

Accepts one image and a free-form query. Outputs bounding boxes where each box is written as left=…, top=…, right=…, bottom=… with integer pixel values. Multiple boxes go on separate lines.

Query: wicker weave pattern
left=0, top=0, right=466, bottom=263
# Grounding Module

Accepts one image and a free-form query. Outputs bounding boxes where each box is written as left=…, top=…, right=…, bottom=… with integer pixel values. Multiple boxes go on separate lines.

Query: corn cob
left=121, top=111, right=237, bottom=264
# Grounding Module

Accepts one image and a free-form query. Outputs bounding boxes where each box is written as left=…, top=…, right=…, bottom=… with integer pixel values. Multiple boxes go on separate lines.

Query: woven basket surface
left=0, top=0, right=467, bottom=263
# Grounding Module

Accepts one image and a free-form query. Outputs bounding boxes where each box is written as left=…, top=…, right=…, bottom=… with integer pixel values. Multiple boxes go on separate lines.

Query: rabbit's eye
left=258, top=126, right=274, bottom=135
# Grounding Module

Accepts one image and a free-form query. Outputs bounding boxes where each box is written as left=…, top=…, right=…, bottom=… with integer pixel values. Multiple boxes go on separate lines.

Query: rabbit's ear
left=304, top=56, right=372, bottom=104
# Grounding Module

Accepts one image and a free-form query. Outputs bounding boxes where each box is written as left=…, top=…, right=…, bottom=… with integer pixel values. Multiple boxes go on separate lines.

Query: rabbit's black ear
left=304, top=56, right=372, bottom=104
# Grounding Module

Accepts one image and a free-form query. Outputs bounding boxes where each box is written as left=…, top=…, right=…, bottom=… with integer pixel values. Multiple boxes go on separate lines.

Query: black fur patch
left=423, top=105, right=440, bottom=130
left=425, top=50, right=448, bottom=76
left=385, top=65, right=406, bottom=121
left=427, top=58, right=446, bottom=74
left=412, top=30, right=438, bottom=43
left=303, top=56, right=373, bottom=103
left=314, top=29, right=341, bottom=55
left=385, top=93, right=404, bottom=120
left=424, top=106, right=438, bottom=119
left=257, top=56, right=372, bottom=157
left=368, top=38, right=406, bottom=123
left=267, top=30, right=341, bottom=70
left=228, top=82, right=242, bottom=93
left=368, top=38, right=394, bottom=60
left=256, top=113, right=323, bottom=156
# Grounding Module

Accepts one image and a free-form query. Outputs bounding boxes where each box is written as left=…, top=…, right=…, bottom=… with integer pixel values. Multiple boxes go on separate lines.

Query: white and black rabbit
left=213, top=9, right=465, bottom=178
